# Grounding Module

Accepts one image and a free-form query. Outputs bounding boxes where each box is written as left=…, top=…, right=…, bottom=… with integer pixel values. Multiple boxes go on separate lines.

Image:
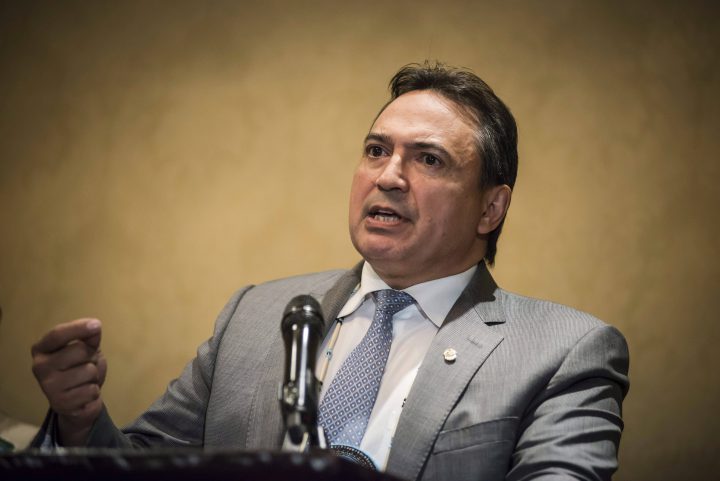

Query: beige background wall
left=1, top=0, right=717, bottom=478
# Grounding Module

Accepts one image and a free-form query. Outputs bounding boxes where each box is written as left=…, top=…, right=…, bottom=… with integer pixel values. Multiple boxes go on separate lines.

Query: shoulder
left=487, top=289, right=629, bottom=393
left=247, top=269, right=353, bottom=298
left=222, top=268, right=356, bottom=319
left=256, top=269, right=351, bottom=288
left=495, top=289, right=606, bottom=329
left=491, top=288, right=626, bottom=352
left=211, top=268, right=355, bottom=343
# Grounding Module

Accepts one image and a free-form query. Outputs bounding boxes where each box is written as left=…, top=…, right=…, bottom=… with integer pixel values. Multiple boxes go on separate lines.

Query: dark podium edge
left=0, top=447, right=406, bottom=481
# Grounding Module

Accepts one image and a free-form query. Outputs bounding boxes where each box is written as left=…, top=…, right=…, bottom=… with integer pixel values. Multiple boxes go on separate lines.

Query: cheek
left=351, top=166, right=376, bottom=192
left=349, top=172, right=370, bottom=219
left=417, top=190, right=473, bottom=234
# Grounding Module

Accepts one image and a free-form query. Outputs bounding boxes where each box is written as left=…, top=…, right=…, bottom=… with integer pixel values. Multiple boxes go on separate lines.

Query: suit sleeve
left=31, top=286, right=253, bottom=449
left=507, top=324, right=630, bottom=481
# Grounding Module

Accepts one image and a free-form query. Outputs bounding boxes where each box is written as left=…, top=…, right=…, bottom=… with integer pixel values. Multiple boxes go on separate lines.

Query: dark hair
left=386, top=61, right=518, bottom=266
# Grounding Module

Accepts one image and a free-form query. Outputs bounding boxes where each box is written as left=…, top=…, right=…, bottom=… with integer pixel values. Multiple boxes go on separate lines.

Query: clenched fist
left=31, top=318, right=108, bottom=446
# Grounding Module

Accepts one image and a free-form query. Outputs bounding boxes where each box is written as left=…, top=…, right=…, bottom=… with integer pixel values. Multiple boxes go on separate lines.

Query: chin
left=351, top=230, right=394, bottom=253
left=359, top=249, right=409, bottom=272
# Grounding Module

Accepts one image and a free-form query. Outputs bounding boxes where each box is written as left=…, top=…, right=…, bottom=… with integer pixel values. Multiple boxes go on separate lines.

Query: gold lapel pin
left=443, top=348, right=457, bottom=363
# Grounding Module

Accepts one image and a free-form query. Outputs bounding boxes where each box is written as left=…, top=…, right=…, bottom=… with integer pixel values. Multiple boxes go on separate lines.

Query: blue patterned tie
left=318, top=289, right=415, bottom=446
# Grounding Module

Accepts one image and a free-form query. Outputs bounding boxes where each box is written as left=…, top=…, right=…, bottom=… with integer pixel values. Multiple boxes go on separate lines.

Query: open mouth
left=368, top=207, right=403, bottom=223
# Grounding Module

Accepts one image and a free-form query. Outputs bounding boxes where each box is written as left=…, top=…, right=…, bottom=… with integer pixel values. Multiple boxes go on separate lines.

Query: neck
left=368, top=260, right=482, bottom=290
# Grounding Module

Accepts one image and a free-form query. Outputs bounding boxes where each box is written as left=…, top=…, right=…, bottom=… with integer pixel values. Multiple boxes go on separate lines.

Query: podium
left=0, top=448, right=404, bottom=480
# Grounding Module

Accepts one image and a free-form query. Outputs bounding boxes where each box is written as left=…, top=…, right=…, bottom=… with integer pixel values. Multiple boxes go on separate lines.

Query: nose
left=375, top=154, right=408, bottom=192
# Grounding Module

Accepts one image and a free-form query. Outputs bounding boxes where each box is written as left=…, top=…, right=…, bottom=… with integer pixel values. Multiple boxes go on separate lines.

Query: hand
left=31, top=318, right=108, bottom=446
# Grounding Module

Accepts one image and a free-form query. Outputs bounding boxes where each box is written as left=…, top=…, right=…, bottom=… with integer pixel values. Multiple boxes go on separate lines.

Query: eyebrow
left=364, top=132, right=393, bottom=145
left=364, top=132, right=453, bottom=159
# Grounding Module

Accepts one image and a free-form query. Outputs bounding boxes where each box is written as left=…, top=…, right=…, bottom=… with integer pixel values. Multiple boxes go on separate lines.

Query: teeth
left=373, top=213, right=399, bottom=222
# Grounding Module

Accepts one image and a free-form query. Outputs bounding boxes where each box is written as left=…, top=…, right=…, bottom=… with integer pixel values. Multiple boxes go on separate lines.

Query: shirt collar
left=337, top=262, right=477, bottom=328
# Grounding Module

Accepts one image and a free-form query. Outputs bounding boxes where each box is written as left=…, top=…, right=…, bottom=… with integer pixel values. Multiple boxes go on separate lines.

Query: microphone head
left=282, top=295, right=324, bottom=333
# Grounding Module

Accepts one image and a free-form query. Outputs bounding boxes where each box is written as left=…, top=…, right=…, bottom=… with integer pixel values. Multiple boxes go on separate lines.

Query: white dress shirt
left=316, top=262, right=477, bottom=470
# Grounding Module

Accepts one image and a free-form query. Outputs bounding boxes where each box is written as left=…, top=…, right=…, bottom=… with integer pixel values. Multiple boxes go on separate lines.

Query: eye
left=421, top=153, right=442, bottom=168
left=366, top=145, right=385, bottom=158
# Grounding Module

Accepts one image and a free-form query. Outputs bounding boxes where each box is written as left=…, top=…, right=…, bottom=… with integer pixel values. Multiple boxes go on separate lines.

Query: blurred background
left=0, top=0, right=717, bottom=478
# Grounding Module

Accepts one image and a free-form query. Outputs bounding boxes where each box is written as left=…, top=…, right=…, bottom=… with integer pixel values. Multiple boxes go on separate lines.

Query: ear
left=477, top=184, right=512, bottom=235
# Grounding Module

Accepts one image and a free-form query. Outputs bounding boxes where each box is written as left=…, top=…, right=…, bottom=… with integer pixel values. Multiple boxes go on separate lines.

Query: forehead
left=370, top=90, right=479, bottom=157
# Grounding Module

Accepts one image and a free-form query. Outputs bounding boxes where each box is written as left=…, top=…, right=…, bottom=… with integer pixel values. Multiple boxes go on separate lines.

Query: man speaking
left=31, top=62, right=629, bottom=480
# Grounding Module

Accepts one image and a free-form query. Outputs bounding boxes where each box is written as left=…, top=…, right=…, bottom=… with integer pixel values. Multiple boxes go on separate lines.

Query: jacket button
left=443, top=348, right=457, bottom=363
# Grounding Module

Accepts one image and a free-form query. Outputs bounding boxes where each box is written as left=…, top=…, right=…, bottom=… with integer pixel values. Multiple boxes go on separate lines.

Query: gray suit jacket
left=37, top=263, right=630, bottom=480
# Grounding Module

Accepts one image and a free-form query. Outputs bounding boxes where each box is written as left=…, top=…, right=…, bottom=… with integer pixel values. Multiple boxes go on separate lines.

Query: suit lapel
left=385, top=264, right=506, bottom=480
left=318, top=262, right=362, bottom=332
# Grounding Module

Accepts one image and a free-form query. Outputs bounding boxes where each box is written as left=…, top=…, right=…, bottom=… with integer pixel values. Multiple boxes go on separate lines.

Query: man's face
left=349, top=90, right=488, bottom=288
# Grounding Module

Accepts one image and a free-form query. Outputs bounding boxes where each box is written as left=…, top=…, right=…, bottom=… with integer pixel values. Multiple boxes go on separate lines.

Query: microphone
left=279, top=295, right=327, bottom=451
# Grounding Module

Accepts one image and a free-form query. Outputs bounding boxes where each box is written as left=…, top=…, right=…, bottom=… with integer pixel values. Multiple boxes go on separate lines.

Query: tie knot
left=373, top=289, right=415, bottom=317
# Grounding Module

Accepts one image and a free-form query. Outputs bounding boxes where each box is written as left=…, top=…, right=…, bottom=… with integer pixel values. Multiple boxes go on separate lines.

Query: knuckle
left=45, top=329, right=60, bottom=345
left=84, top=362, right=99, bottom=377
left=33, top=362, right=53, bottom=383
left=80, top=384, right=101, bottom=403
left=89, top=384, right=101, bottom=399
